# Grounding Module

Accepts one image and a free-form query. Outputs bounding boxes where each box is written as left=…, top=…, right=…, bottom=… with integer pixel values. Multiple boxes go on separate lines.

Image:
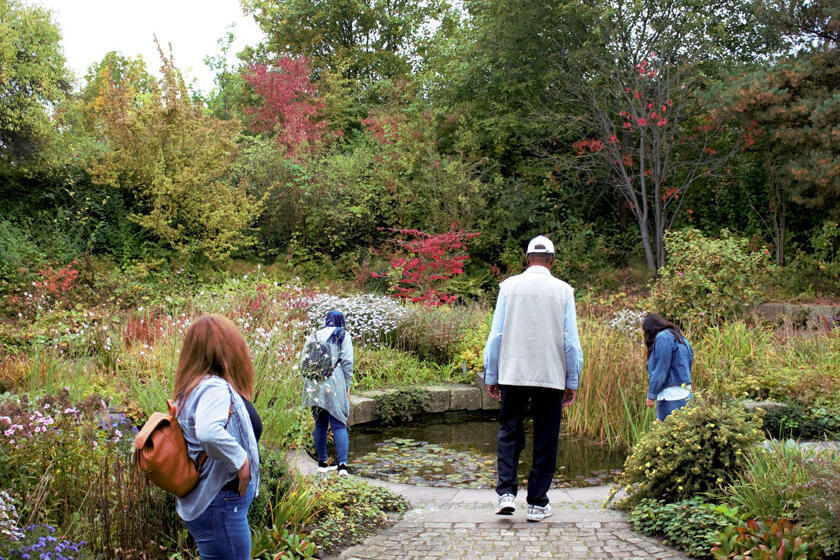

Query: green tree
left=242, top=0, right=446, bottom=83
left=0, top=0, right=70, bottom=166
left=424, top=0, right=596, bottom=175
left=85, top=44, right=261, bottom=263
left=712, top=1, right=840, bottom=264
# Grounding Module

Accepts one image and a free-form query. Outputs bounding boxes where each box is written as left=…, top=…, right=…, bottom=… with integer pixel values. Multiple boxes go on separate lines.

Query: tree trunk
left=639, top=220, right=657, bottom=274
left=768, top=167, right=786, bottom=266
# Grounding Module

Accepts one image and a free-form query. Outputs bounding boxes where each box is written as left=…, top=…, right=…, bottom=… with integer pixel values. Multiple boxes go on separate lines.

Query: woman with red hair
left=173, top=314, right=261, bottom=560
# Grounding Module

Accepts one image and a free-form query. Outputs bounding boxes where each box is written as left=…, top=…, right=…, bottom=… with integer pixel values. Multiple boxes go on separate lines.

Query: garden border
left=348, top=374, right=498, bottom=426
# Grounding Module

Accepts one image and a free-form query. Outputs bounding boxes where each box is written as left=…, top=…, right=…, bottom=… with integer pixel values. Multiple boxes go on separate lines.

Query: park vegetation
left=1, top=0, right=839, bottom=558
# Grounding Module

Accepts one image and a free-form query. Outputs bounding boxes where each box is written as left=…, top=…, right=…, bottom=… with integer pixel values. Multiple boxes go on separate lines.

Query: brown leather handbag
left=134, top=400, right=205, bottom=497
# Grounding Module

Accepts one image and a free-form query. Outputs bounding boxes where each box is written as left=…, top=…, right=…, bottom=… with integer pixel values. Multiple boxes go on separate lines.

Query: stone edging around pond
left=754, top=302, right=839, bottom=328
left=348, top=374, right=498, bottom=426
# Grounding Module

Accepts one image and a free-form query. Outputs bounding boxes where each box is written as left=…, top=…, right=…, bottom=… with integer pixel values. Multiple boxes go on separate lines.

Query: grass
left=725, top=440, right=815, bottom=520
left=563, top=317, right=651, bottom=448
left=353, top=345, right=456, bottom=390
left=5, top=283, right=838, bottom=454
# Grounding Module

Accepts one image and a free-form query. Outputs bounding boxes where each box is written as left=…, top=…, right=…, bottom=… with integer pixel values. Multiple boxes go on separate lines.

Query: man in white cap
left=483, top=234, right=583, bottom=522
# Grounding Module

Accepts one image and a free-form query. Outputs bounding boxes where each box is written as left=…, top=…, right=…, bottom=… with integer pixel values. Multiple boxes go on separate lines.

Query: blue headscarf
left=325, top=310, right=346, bottom=346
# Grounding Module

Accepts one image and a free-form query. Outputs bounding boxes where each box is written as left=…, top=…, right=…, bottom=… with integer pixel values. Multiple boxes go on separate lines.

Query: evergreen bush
left=607, top=397, right=764, bottom=508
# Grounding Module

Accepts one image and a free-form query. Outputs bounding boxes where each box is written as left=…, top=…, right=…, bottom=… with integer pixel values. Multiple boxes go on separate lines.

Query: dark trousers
left=496, top=385, right=564, bottom=507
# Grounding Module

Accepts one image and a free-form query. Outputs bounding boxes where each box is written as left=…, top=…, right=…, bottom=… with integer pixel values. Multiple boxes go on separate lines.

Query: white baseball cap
left=526, top=235, right=555, bottom=254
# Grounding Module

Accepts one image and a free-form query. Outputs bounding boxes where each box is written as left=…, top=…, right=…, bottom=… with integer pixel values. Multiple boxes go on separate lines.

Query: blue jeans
left=657, top=397, right=690, bottom=421
left=185, top=485, right=254, bottom=560
left=313, top=407, right=349, bottom=465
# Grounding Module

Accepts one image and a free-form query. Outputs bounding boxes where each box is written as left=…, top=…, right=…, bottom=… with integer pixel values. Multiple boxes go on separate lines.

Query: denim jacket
left=175, top=376, right=260, bottom=522
left=647, top=330, right=694, bottom=400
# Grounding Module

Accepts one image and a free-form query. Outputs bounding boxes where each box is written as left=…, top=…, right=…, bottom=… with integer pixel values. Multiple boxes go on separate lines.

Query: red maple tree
left=373, top=227, right=480, bottom=306
left=243, top=57, right=328, bottom=156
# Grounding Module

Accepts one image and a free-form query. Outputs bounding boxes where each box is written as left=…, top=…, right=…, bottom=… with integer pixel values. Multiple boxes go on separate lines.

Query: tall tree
left=242, top=0, right=446, bottom=83
left=243, top=56, right=329, bottom=157
left=712, top=1, right=840, bottom=264
left=550, top=0, right=768, bottom=272
left=0, top=0, right=70, bottom=167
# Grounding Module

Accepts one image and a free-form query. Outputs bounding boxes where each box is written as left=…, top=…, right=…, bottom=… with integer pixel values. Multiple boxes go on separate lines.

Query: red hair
left=173, top=314, right=255, bottom=404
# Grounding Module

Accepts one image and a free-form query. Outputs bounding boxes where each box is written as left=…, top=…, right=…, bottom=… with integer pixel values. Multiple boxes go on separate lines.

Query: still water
left=348, top=414, right=626, bottom=488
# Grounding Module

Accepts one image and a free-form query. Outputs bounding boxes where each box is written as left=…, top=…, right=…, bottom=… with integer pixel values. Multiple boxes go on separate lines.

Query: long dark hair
left=642, top=313, right=685, bottom=359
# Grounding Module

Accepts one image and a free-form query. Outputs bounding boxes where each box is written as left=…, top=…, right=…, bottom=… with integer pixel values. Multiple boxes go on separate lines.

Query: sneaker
left=526, top=504, right=553, bottom=522
left=337, top=464, right=350, bottom=477
left=317, top=461, right=337, bottom=474
left=495, top=493, right=516, bottom=515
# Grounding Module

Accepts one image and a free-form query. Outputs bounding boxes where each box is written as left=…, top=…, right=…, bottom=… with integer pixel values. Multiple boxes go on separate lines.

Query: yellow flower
left=678, top=485, right=684, bottom=491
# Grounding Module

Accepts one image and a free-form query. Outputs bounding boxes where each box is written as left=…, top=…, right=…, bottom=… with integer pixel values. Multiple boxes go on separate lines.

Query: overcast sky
left=35, top=0, right=265, bottom=94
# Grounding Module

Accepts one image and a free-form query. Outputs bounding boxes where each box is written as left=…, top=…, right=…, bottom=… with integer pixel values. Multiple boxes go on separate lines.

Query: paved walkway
left=289, top=450, right=689, bottom=560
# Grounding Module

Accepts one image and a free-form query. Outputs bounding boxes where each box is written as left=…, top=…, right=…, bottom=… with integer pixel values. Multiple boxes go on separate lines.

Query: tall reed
left=563, top=318, right=649, bottom=448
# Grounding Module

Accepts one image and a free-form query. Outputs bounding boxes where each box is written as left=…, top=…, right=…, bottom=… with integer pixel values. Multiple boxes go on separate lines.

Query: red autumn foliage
left=374, top=226, right=480, bottom=306
left=123, top=312, right=166, bottom=348
left=572, top=138, right=604, bottom=156
left=243, top=57, right=328, bottom=156
left=35, top=262, right=79, bottom=299
left=360, top=111, right=407, bottom=145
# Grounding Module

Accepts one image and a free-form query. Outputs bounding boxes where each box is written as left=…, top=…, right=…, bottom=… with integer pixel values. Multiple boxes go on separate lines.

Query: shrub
left=630, top=497, right=740, bottom=557
left=607, top=397, right=764, bottom=508
left=454, top=310, right=492, bottom=376
left=761, top=401, right=840, bottom=440
left=0, top=218, right=43, bottom=296
left=785, top=221, right=840, bottom=298
left=373, top=227, right=480, bottom=306
left=387, top=304, right=482, bottom=365
left=304, top=475, right=409, bottom=557
left=693, top=323, right=840, bottom=408
left=650, top=229, right=774, bottom=328
left=712, top=518, right=821, bottom=560
left=0, top=390, right=184, bottom=557
left=304, top=292, right=408, bottom=345
left=353, top=345, right=452, bottom=390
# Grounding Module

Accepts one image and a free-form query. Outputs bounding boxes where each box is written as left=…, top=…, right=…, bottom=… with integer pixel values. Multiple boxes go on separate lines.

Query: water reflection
left=349, top=415, right=625, bottom=488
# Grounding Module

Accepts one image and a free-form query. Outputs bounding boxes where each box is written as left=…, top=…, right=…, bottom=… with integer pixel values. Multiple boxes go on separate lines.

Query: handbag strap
left=224, top=382, right=234, bottom=429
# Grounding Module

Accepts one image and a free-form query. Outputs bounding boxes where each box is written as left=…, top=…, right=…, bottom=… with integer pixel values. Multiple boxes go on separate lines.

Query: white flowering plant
left=304, top=293, right=408, bottom=346
left=608, top=309, right=647, bottom=337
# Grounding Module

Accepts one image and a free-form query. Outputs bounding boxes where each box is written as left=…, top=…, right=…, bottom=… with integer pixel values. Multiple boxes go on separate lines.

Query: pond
left=348, top=413, right=626, bottom=489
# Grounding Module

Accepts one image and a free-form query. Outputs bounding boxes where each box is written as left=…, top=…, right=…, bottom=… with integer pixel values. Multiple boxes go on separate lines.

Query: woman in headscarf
left=301, top=310, right=354, bottom=475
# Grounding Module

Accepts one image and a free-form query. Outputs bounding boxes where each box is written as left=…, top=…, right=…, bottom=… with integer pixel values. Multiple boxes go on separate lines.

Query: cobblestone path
left=289, top=451, right=689, bottom=560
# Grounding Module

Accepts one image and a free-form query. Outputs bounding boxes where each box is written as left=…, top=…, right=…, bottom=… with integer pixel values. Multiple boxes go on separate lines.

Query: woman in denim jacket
left=173, top=314, right=261, bottom=560
left=643, top=313, right=694, bottom=421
